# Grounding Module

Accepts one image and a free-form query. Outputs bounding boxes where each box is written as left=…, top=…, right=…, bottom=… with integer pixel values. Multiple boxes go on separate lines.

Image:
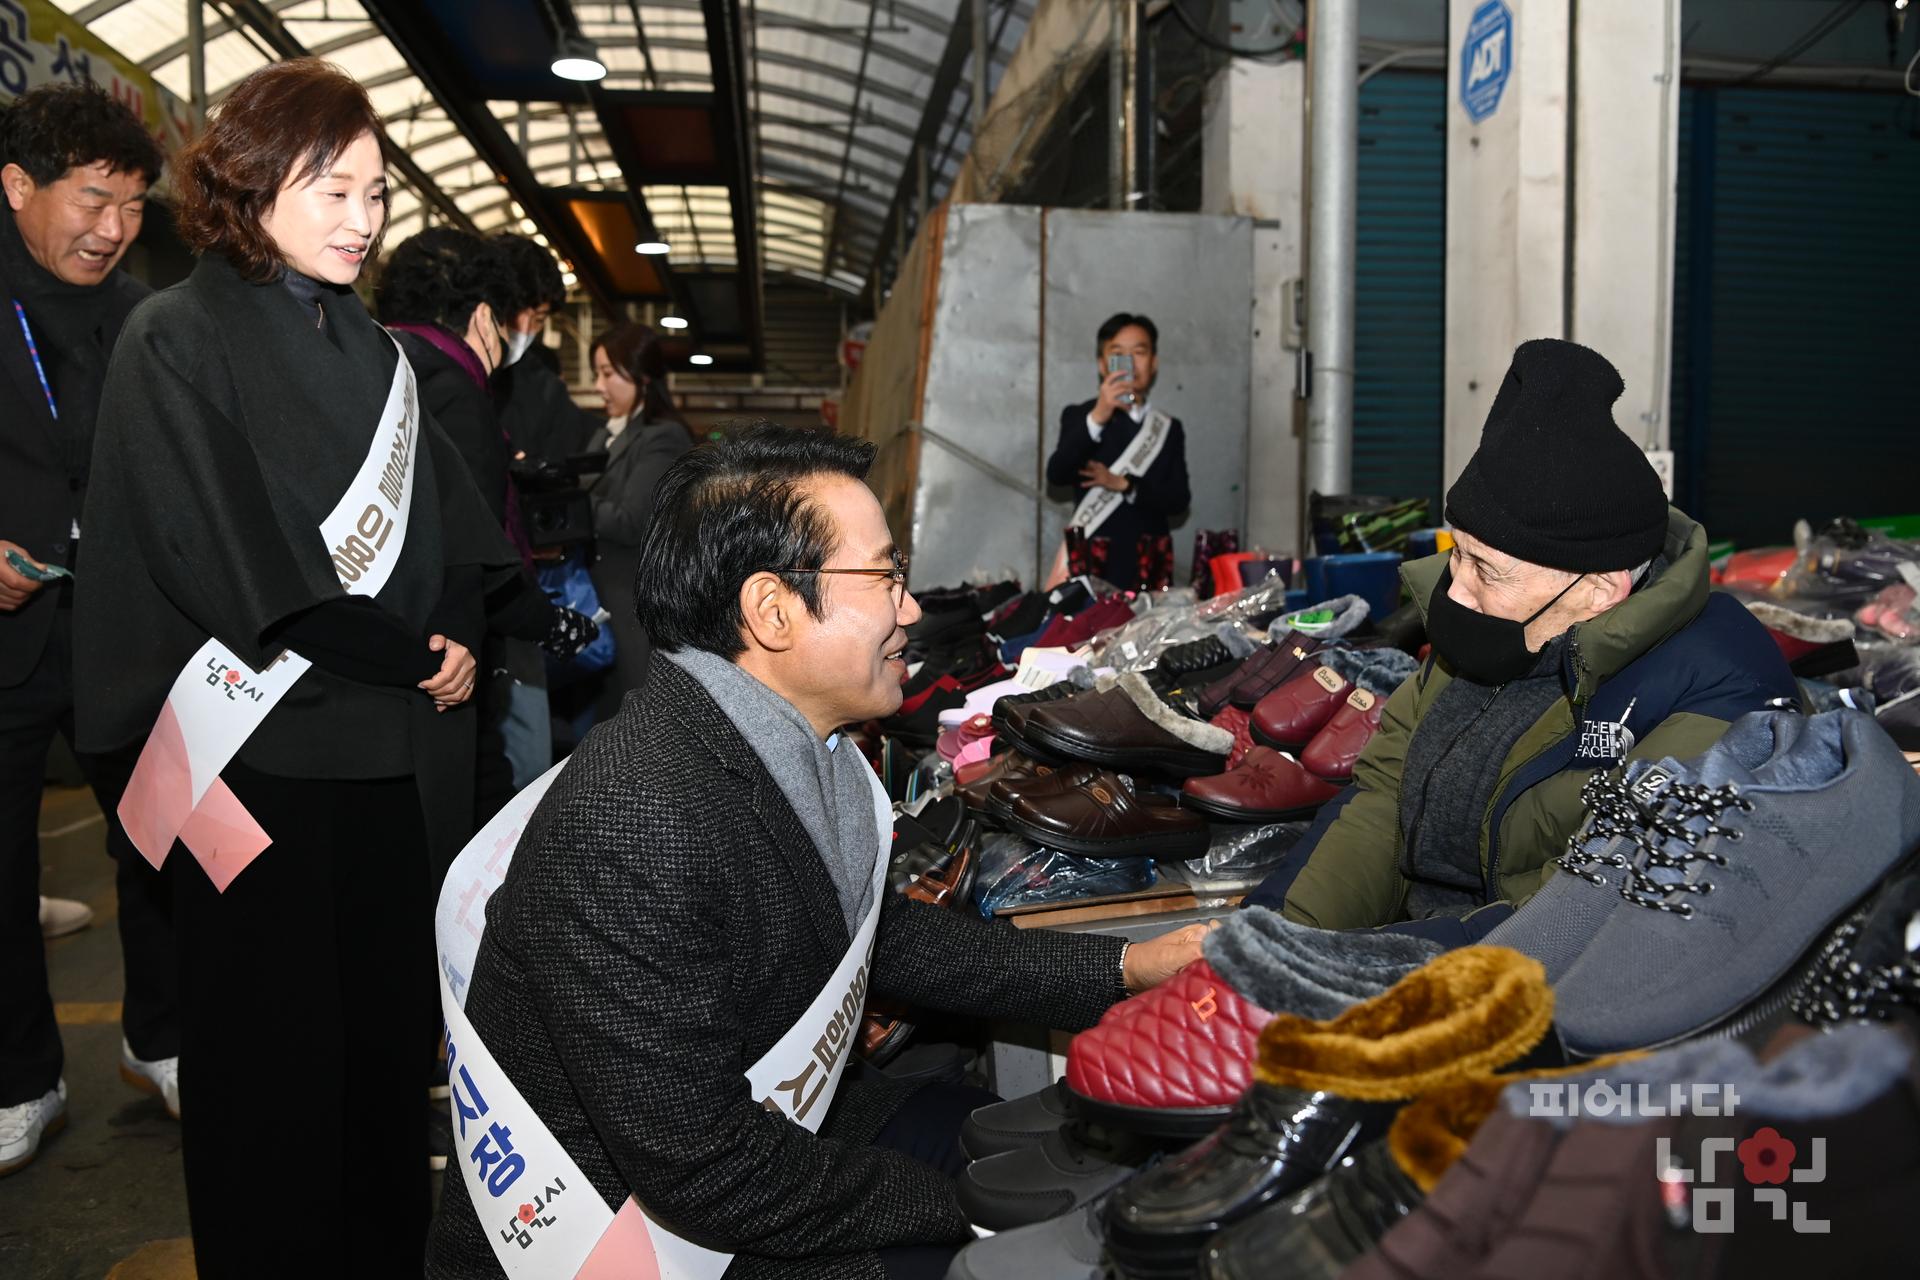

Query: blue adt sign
left=1459, top=0, right=1513, bottom=124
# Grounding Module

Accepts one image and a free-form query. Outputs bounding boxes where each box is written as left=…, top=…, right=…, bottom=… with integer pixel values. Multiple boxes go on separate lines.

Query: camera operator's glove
left=540, top=605, right=601, bottom=659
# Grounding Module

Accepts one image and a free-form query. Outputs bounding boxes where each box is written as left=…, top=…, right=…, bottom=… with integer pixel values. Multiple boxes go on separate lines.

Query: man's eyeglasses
left=767, top=553, right=911, bottom=604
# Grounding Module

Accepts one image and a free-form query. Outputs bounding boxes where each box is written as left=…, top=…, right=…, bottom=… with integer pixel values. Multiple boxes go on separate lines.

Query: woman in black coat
left=585, top=321, right=696, bottom=719
left=75, top=61, right=521, bottom=1275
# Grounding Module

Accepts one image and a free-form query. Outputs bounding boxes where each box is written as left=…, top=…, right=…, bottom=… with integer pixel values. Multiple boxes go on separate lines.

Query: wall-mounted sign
left=0, top=0, right=195, bottom=157
left=1459, top=0, right=1514, bottom=125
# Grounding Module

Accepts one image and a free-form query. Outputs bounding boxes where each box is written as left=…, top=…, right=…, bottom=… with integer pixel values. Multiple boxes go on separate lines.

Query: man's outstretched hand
left=1121, top=920, right=1220, bottom=994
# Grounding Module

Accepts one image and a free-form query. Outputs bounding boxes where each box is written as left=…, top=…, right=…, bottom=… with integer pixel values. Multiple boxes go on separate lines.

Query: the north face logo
left=1576, top=698, right=1639, bottom=765
left=1576, top=719, right=1637, bottom=763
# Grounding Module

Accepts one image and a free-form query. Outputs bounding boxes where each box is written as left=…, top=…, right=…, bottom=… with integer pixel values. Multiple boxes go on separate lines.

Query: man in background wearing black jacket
left=0, top=84, right=176, bottom=1174
left=1045, top=312, right=1192, bottom=591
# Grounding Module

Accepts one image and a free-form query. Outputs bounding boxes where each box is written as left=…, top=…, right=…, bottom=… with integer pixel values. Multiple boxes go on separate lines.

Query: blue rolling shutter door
left=1354, top=71, right=1447, bottom=507
left=1679, top=87, right=1920, bottom=548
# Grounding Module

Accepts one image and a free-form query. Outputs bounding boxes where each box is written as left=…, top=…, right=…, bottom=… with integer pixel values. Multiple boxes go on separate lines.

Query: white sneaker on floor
left=121, top=1040, right=181, bottom=1120
left=38, top=895, right=93, bottom=939
left=0, top=1081, right=68, bottom=1176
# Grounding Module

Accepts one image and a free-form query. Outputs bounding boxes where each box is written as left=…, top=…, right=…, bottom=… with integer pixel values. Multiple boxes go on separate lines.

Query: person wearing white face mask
left=376, top=228, right=601, bottom=823
left=490, top=232, right=600, bottom=467
left=74, top=60, right=526, bottom=1274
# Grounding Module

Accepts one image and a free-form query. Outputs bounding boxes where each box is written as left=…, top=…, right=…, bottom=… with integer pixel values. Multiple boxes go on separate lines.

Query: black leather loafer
left=1103, top=1083, right=1398, bottom=1280
left=1196, top=1140, right=1423, bottom=1280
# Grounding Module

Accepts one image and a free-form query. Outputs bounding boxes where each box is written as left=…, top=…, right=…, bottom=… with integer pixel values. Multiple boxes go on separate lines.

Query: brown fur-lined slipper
left=1253, top=947, right=1553, bottom=1102
left=1113, top=672, right=1236, bottom=754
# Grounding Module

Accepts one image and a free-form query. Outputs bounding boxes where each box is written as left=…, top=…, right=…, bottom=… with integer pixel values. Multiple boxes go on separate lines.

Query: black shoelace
left=1555, top=772, right=1753, bottom=919
left=1789, top=906, right=1920, bottom=1024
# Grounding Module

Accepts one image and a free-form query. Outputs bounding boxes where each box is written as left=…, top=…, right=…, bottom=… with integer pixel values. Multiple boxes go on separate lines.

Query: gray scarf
left=665, top=647, right=881, bottom=935
left=1399, top=634, right=1569, bottom=919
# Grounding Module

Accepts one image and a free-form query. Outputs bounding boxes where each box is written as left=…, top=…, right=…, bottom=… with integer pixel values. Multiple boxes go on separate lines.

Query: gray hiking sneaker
left=1487, top=710, right=1811, bottom=982
left=1551, top=709, right=1920, bottom=1054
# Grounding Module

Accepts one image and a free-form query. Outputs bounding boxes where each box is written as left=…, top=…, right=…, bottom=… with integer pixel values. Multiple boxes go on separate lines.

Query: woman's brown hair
left=174, top=59, right=386, bottom=283
left=592, top=322, right=689, bottom=427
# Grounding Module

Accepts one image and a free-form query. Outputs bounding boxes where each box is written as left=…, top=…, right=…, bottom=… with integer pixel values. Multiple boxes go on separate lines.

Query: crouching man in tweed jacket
left=426, top=425, right=1207, bottom=1279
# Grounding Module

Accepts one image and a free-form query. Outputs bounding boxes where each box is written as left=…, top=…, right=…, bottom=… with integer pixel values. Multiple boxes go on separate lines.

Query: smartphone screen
left=1106, top=354, right=1133, bottom=377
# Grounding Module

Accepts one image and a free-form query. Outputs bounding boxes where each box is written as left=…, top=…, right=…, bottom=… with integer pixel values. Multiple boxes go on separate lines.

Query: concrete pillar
left=1202, top=58, right=1307, bottom=554
left=1445, top=0, right=1682, bottom=487
left=1571, top=0, right=1683, bottom=453
left=1444, top=0, right=1570, bottom=487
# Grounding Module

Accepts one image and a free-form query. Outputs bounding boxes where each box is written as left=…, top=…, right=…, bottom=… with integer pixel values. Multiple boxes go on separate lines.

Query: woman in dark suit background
left=585, top=322, right=696, bottom=718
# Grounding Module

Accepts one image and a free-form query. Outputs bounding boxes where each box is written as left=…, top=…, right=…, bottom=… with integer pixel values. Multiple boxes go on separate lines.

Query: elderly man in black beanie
left=1243, top=338, right=1797, bottom=943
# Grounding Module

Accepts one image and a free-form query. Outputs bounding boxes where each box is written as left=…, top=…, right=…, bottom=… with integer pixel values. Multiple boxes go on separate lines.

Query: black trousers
left=175, top=762, right=438, bottom=1278
left=0, top=606, right=177, bottom=1106
left=874, top=1082, right=999, bottom=1280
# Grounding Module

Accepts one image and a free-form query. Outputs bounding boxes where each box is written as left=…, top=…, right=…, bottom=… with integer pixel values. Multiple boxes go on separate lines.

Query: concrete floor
left=0, top=784, right=190, bottom=1280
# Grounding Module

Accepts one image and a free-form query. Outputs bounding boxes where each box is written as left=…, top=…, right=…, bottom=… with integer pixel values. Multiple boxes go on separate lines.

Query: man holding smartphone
left=0, top=83, right=178, bottom=1175
left=1044, top=312, right=1192, bottom=591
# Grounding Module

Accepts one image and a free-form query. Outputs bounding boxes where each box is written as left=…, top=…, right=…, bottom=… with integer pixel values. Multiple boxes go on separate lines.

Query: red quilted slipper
left=1064, top=960, right=1275, bottom=1139
left=1208, top=705, right=1255, bottom=770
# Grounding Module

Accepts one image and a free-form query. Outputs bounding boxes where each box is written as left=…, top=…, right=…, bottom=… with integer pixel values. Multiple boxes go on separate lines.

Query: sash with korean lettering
left=435, top=747, right=893, bottom=1280
left=1069, top=406, right=1172, bottom=537
left=116, top=342, right=420, bottom=891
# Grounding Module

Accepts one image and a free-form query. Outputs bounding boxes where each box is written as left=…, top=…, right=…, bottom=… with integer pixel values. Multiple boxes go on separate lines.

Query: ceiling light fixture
left=635, top=241, right=671, bottom=255
left=551, top=32, right=607, bottom=81
left=689, top=354, right=714, bottom=366
left=660, top=316, right=689, bottom=330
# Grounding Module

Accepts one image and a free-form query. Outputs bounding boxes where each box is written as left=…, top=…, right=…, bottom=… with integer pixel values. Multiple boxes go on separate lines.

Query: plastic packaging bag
left=1855, top=583, right=1920, bottom=643
left=900, top=749, right=952, bottom=808
left=1775, top=519, right=1920, bottom=612
left=1177, top=821, right=1311, bottom=890
left=973, top=833, right=1156, bottom=916
left=1096, top=578, right=1295, bottom=672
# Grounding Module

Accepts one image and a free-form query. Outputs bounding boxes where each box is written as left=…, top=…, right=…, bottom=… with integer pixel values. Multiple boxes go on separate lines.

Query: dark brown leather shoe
left=1009, top=770, right=1211, bottom=858
left=957, top=751, right=1046, bottom=813
left=992, top=682, right=1084, bottom=758
left=987, top=761, right=1102, bottom=825
left=1182, top=747, right=1343, bottom=823
left=1023, top=687, right=1232, bottom=778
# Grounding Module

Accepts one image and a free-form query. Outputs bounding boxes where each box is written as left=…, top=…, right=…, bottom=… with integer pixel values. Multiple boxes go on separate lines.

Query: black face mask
left=1425, top=567, right=1583, bottom=687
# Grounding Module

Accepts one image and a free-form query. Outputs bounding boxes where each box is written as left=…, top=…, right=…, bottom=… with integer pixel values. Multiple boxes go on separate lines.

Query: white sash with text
left=435, top=753, right=893, bottom=1279
left=1070, top=406, right=1172, bottom=537
left=117, top=344, right=420, bottom=888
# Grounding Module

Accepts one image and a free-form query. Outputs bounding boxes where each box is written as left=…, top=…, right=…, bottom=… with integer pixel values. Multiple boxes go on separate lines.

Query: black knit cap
left=1444, top=339, right=1669, bottom=574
